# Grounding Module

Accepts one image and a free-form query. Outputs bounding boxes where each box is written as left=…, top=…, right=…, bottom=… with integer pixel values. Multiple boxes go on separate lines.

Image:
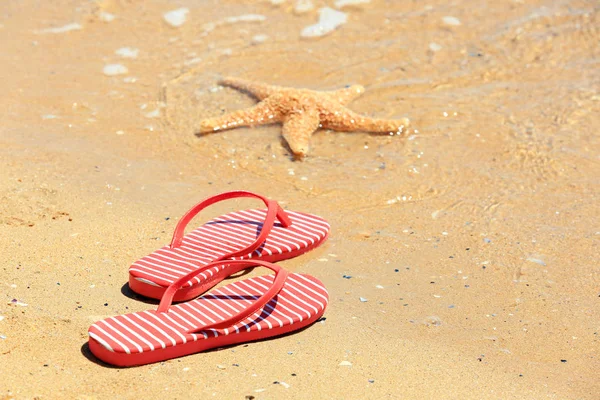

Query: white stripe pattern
left=129, top=209, right=330, bottom=289
left=89, top=273, right=328, bottom=355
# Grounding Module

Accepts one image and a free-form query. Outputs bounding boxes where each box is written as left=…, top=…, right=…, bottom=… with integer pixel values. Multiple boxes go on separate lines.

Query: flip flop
left=89, top=260, right=328, bottom=366
left=128, top=191, right=330, bottom=301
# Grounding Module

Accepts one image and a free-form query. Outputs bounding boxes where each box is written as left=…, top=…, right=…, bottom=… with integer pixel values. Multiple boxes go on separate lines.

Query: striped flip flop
left=89, top=260, right=328, bottom=366
left=129, top=191, right=330, bottom=301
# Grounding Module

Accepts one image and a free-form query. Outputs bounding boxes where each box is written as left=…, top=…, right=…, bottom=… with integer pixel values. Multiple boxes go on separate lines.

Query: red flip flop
left=89, top=260, right=328, bottom=367
left=128, top=191, right=330, bottom=301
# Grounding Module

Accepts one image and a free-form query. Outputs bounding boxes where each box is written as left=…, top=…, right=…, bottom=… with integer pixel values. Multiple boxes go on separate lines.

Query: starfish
left=199, top=77, right=410, bottom=157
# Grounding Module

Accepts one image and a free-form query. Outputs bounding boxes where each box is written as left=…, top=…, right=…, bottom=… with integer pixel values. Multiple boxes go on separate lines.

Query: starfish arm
left=219, top=77, right=280, bottom=100
left=199, top=99, right=283, bottom=134
left=281, top=109, right=320, bottom=157
left=324, top=84, right=366, bottom=105
left=320, top=105, right=410, bottom=134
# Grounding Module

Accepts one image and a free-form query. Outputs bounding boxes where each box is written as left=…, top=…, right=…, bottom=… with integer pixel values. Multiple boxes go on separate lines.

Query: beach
left=1, top=0, right=599, bottom=398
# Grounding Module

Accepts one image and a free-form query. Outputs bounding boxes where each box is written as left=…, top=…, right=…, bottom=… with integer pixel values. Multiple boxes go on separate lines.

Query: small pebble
left=99, top=11, right=115, bottom=22
left=375, top=285, right=384, bottom=289
left=144, top=109, right=160, bottom=118
left=368, top=379, right=375, bottom=383
left=37, top=23, right=82, bottom=34
left=339, top=360, right=352, bottom=366
left=251, top=34, right=269, bottom=44
left=359, top=297, right=368, bottom=302
left=423, top=316, right=442, bottom=326
left=9, top=299, right=27, bottom=307
left=103, top=64, right=128, bottom=76
left=442, top=16, right=461, bottom=26
left=429, top=42, right=442, bottom=52
left=115, top=47, right=139, bottom=59
left=217, top=364, right=226, bottom=370
left=342, top=275, right=352, bottom=279
left=526, top=257, right=546, bottom=266
left=164, top=8, right=189, bottom=27
left=0, top=334, right=6, bottom=340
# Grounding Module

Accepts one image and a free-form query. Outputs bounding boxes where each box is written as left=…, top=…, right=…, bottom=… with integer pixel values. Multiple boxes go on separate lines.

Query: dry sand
left=1, top=0, right=599, bottom=398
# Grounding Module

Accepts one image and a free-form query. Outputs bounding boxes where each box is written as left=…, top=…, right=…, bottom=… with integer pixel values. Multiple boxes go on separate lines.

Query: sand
left=1, top=0, right=599, bottom=398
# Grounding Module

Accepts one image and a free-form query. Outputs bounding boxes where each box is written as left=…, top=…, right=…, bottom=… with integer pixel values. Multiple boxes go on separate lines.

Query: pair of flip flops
left=88, top=191, right=330, bottom=367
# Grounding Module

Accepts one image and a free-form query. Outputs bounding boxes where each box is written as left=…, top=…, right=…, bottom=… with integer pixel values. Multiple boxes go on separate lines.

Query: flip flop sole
left=89, top=308, right=324, bottom=367
left=89, top=273, right=328, bottom=367
left=128, top=209, right=329, bottom=301
left=129, top=229, right=329, bottom=301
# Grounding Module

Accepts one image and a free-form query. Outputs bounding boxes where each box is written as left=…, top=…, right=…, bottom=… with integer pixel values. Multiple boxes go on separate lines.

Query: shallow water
left=0, top=0, right=599, bottom=398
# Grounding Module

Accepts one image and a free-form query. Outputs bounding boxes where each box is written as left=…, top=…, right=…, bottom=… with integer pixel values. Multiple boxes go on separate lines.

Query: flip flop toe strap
left=169, top=191, right=292, bottom=260
left=157, top=260, right=289, bottom=331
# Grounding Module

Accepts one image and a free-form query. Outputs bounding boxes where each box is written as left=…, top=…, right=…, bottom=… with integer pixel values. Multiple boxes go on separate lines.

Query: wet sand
left=1, top=0, right=599, bottom=398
